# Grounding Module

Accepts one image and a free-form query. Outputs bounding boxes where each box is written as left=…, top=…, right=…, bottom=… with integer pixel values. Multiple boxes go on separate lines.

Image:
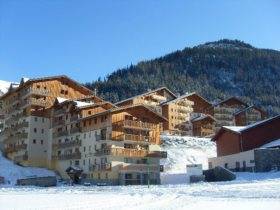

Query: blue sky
left=0, top=0, right=279, bottom=83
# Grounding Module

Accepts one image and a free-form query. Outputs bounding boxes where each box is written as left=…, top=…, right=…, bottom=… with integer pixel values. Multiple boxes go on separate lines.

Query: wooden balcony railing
left=111, top=133, right=157, bottom=143
left=53, top=130, right=69, bottom=138
left=14, top=121, right=29, bottom=130
left=54, top=151, right=81, bottom=160
left=14, top=154, right=28, bottom=162
left=53, top=139, right=81, bottom=149
left=120, top=164, right=160, bottom=172
left=146, top=151, right=167, bottom=158
left=95, top=147, right=148, bottom=158
left=5, top=144, right=27, bottom=153
left=122, top=120, right=156, bottom=130
left=4, top=132, right=28, bottom=143
left=70, top=127, right=81, bottom=134
left=22, top=88, right=50, bottom=98
left=21, top=98, right=48, bottom=108
left=54, top=109, right=66, bottom=116
left=52, top=119, right=65, bottom=127
left=89, top=163, right=112, bottom=172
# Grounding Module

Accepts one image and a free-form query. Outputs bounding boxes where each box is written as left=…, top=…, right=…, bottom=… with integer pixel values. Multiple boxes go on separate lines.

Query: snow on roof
left=56, top=97, right=68, bottom=104
left=223, top=126, right=247, bottom=133
left=75, top=100, right=94, bottom=108
left=260, top=139, right=280, bottom=148
left=22, top=77, right=30, bottom=83
left=222, top=115, right=280, bottom=134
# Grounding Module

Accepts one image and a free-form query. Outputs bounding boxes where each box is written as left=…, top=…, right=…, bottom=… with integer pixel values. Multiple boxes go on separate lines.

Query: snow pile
left=0, top=80, right=12, bottom=95
left=160, top=135, right=216, bottom=184
left=0, top=151, right=56, bottom=185
left=161, top=135, right=216, bottom=173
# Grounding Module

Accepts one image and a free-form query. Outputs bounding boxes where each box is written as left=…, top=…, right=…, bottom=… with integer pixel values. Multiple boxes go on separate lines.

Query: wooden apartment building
left=0, top=76, right=93, bottom=167
left=0, top=76, right=167, bottom=185
left=213, top=97, right=266, bottom=132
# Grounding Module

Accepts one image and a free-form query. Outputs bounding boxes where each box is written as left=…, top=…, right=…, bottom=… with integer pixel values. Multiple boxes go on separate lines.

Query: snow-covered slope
left=0, top=152, right=56, bottom=185
left=0, top=80, right=12, bottom=95
left=161, top=135, right=216, bottom=173
left=160, top=135, right=216, bottom=184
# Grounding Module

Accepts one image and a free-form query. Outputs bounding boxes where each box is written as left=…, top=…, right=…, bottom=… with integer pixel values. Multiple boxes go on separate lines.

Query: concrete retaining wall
left=17, top=176, right=57, bottom=187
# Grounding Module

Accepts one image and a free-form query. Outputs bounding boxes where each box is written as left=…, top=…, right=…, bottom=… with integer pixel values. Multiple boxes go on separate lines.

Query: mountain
left=86, top=39, right=280, bottom=115
left=0, top=80, right=12, bottom=96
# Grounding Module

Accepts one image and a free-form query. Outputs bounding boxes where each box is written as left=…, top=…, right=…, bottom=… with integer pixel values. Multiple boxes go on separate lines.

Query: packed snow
left=1, top=135, right=280, bottom=210
left=0, top=151, right=56, bottom=185
left=0, top=172, right=280, bottom=210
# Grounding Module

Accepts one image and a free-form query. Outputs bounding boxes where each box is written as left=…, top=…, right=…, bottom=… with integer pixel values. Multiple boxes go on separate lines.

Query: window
left=209, top=162, right=213, bottom=169
left=236, top=162, right=240, bottom=171
left=70, top=160, right=72, bottom=165
left=36, top=85, right=40, bottom=89
left=94, top=118, right=97, bottom=124
left=34, top=128, right=37, bottom=133
left=33, top=139, right=36, bottom=144
left=83, top=121, right=86, bottom=127
left=42, top=118, right=45, bottom=123
left=60, top=90, right=65, bottom=94
left=35, top=117, right=38, bottom=122
left=41, top=140, right=43, bottom=145
left=105, top=173, right=108, bottom=179
left=224, top=163, right=228, bottom=169
left=98, top=173, right=101, bottom=179
left=83, top=159, right=85, bottom=165
left=41, top=129, right=44, bottom=134
left=58, top=151, right=61, bottom=155
left=65, top=90, right=68, bottom=95
left=74, top=160, right=79, bottom=166
left=84, top=133, right=86, bottom=139
left=84, top=146, right=86, bottom=152
left=88, top=111, right=91, bottom=115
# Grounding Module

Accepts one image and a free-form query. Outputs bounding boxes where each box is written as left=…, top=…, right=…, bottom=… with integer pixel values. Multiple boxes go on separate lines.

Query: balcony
left=52, top=119, right=65, bottom=127
left=14, top=154, right=28, bottom=162
left=120, top=163, right=160, bottom=172
left=95, top=147, right=148, bottom=158
left=53, top=130, right=69, bottom=138
left=22, top=88, right=50, bottom=98
left=89, top=163, right=112, bottom=172
left=55, top=151, right=81, bottom=160
left=111, top=133, right=156, bottom=144
left=4, top=132, right=28, bottom=143
left=70, top=127, right=81, bottom=134
left=146, top=151, right=167, bottom=158
left=14, top=121, right=29, bottom=130
left=21, top=98, right=48, bottom=108
left=5, top=144, right=27, bottom=153
left=70, top=115, right=79, bottom=122
left=54, top=109, right=66, bottom=116
left=53, top=139, right=81, bottom=149
left=5, top=112, right=26, bottom=125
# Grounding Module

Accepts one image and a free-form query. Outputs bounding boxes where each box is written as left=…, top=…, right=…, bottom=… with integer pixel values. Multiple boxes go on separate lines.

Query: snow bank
left=160, top=135, right=216, bottom=184
left=0, top=152, right=56, bottom=185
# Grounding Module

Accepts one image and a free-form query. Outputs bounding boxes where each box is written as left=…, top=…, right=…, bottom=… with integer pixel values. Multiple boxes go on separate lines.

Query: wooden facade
left=191, top=115, right=216, bottom=137
left=212, top=115, right=280, bottom=157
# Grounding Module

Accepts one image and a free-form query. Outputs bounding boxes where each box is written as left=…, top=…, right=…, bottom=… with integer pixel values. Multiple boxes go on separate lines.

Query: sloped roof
left=1, top=75, right=93, bottom=99
left=260, top=139, right=280, bottom=148
left=191, top=114, right=216, bottom=122
left=212, top=115, right=280, bottom=141
left=233, top=105, right=265, bottom=116
left=81, top=104, right=168, bottom=122
left=161, top=92, right=211, bottom=106
left=214, top=96, right=248, bottom=107
left=115, top=87, right=177, bottom=105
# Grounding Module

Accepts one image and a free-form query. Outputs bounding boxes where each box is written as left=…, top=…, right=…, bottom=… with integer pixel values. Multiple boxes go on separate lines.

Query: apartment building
left=214, top=97, right=266, bottom=132
left=161, top=94, right=194, bottom=135
left=191, top=114, right=216, bottom=137
left=0, top=76, right=93, bottom=167
left=213, top=97, right=249, bottom=131
left=116, top=87, right=194, bottom=135
left=115, top=87, right=177, bottom=115
left=234, top=105, right=267, bottom=126
left=50, top=98, right=167, bottom=185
